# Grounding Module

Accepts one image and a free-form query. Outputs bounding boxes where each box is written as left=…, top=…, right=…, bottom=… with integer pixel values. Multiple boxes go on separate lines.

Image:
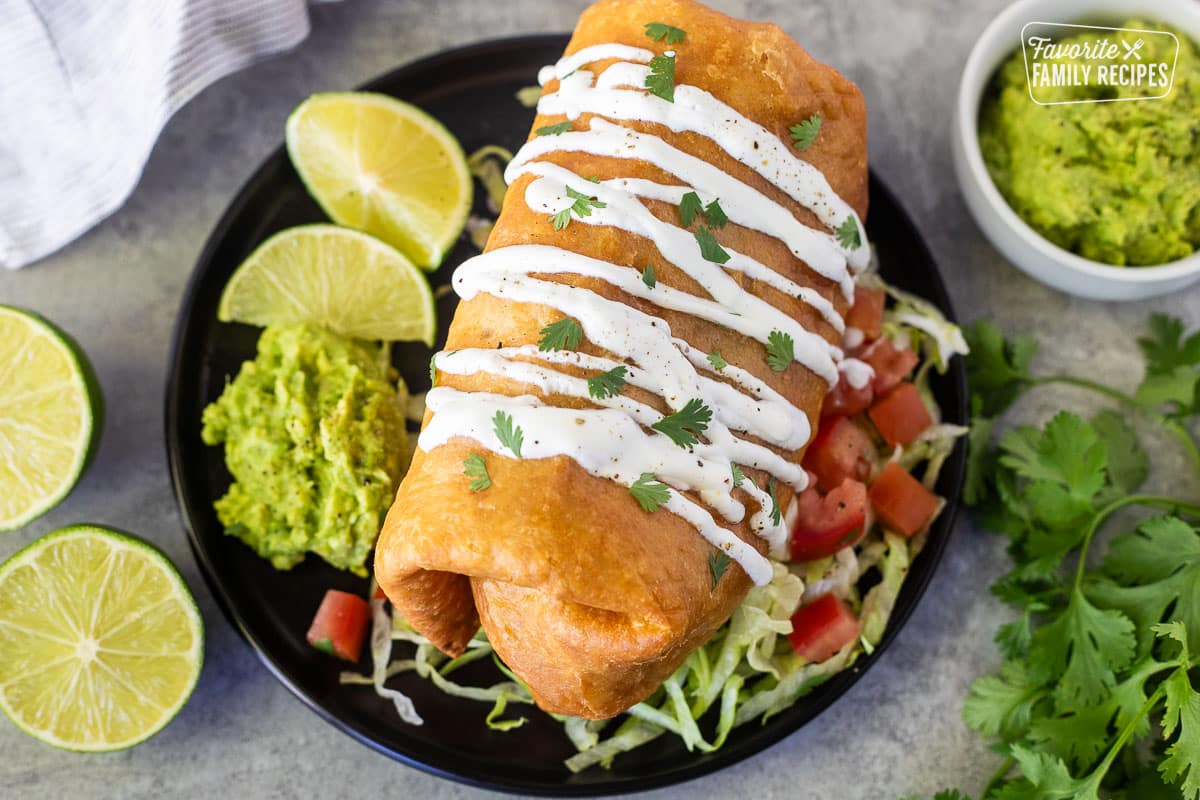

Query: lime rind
left=285, top=91, right=472, bottom=271
left=216, top=224, right=437, bottom=346
left=0, top=524, right=204, bottom=751
left=0, top=307, right=103, bottom=532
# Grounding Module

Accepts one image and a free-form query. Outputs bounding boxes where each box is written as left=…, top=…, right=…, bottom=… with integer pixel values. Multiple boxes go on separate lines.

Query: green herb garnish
left=538, top=318, right=583, bottom=352
left=429, top=355, right=437, bottom=386
left=789, top=114, right=822, bottom=150
left=587, top=366, right=627, bottom=400
left=679, top=191, right=704, bottom=227
left=652, top=398, right=712, bottom=449
left=765, top=330, right=795, bottom=372
left=694, top=225, right=730, bottom=264
left=644, top=22, right=686, bottom=44
left=768, top=476, right=781, bottom=526
left=709, top=552, right=731, bottom=589
left=549, top=185, right=607, bottom=230
left=707, top=350, right=727, bottom=370
left=629, top=472, right=671, bottom=512
left=836, top=216, right=862, bottom=249
left=645, top=52, right=676, bottom=103
left=492, top=410, right=524, bottom=458
left=704, top=199, right=728, bottom=229
left=463, top=453, right=491, bottom=491
left=535, top=121, right=572, bottom=136
left=731, top=463, right=745, bottom=488
left=641, top=264, right=656, bottom=289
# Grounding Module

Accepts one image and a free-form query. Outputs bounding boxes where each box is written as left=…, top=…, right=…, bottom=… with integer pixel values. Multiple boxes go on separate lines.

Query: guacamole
left=202, top=323, right=409, bottom=575
left=979, top=20, right=1200, bottom=266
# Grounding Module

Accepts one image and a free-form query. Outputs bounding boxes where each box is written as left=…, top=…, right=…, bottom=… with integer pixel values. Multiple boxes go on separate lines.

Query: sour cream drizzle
left=420, top=45, right=867, bottom=584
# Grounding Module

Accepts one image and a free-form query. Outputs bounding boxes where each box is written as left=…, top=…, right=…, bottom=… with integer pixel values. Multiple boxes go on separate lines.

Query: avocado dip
left=979, top=20, right=1200, bottom=266
left=202, top=323, right=409, bottom=575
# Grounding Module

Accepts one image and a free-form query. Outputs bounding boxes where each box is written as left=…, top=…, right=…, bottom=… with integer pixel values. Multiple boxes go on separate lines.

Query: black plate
left=165, top=33, right=968, bottom=796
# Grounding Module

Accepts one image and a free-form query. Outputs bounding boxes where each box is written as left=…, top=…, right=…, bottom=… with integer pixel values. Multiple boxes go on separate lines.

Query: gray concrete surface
left=1, top=0, right=1195, bottom=798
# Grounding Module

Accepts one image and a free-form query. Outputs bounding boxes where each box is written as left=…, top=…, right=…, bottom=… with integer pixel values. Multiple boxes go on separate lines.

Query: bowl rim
left=955, top=0, right=1200, bottom=283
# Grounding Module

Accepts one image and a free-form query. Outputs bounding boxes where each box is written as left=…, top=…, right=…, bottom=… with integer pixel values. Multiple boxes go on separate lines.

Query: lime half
left=286, top=91, right=472, bottom=270
left=217, top=224, right=437, bottom=346
left=0, top=307, right=102, bottom=532
left=0, top=525, right=204, bottom=751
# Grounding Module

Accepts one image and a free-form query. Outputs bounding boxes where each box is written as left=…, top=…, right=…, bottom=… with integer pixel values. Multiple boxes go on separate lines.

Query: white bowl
left=952, top=0, right=1200, bottom=301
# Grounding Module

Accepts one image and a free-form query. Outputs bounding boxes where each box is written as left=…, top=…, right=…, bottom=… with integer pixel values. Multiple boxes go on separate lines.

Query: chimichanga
left=375, top=0, right=869, bottom=719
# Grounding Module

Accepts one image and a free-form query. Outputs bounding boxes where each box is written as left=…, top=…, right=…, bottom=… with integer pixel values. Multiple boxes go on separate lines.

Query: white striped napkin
left=0, top=0, right=318, bottom=269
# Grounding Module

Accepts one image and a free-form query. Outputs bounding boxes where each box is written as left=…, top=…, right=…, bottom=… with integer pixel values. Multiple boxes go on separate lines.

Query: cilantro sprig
left=535, top=121, right=572, bottom=136
left=641, top=264, right=656, bottom=289
left=694, top=225, right=730, bottom=264
left=765, top=330, right=795, bottom=372
left=789, top=114, right=822, bottom=150
left=644, top=22, right=686, bottom=44
left=463, top=453, right=491, bottom=491
left=708, top=551, right=731, bottom=589
left=912, top=314, right=1200, bottom=800
left=492, top=410, right=524, bottom=458
left=586, top=366, right=627, bottom=400
left=538, top=317, right=583, bottom=352
left=629, top=472, right=670, bottom=512
left=645, top=52, right=676, bottom=102
left=835, top=216, right=862, bottom=249
left=678, top=191, right=728, bottom=230
left=549, top=185, right=606, bottom=230
left=651, top=398, right=712, bottom=449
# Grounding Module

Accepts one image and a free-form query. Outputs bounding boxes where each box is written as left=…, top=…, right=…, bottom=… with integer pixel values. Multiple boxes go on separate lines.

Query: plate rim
left=164, top=32, right=969, bottom=797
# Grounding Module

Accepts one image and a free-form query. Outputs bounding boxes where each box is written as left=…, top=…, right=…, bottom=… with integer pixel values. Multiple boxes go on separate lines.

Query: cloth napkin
left=1, top=0, right=318, bottom=269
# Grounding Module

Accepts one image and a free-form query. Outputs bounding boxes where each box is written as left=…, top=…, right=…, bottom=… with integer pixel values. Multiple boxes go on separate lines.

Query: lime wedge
left=0, top=525, right=204, bottom=751
left=0, top=307, right=102, bottom=532
left=217, top=224, right=437, bottom=346
left=285, top=91, right=472, bottom=270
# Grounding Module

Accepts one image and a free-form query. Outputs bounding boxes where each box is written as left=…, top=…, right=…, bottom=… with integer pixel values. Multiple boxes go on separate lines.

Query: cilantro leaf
left=998, top=745, right=1096, bottom=800
left=535, top=121, right=572, bottom=136
left=964, top=321, right=1038, bottom=417
left=731, top=462, right=745, bottom=488
left=789, top=114, right=822, bottom=150
left=641, top=263, right=656, bottom=289
left=1027, top=587, right=1135, bottom=707
left=492, top=410, right=524, bottom=458
left=652, top=398, right=712, bottom=448
left=767, top=477, right=782, bottom=526
left=587, top=366, right=627, bottom=399
left=463, top=453, right=491, bottom=491
left=1090, top=410, right=1148, bottom=499
left=629, top=472, right=671, bottom=512
left=694, top=225, right=730, bottom=263
left=538, top=317, right=583, bottom=351
left=963, top=660, right=1040, bottom=741
left=706, top=350, right=727, bottom=370
left=645, top=52, right=676, bottom=102
left=835, top=216, right=862, bottom=249
left=644, top=22, right=686, bottom=44
left=548, top=185, right=606, bottom=230
left=964, top=411, right=996, bottom=506
left=678, top=191, right=703, bottom=227
left=703, top=198, right=728, bottom=229
left=998, top=412, right=1108, bottom=504
left=1156, top=623, right=1200, bottom=798
left=995, top=600, right=1047, bottom=659
left=1139, top=314, right=1200, bottom=376
left=765, top=330, right=795, bottom=372
left=429, top=354, right=438, bottom=386
left=709, top=551, right=731, bottom=589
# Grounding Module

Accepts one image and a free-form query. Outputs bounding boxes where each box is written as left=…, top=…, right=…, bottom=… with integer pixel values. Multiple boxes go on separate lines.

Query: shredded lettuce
left=466, top=145, right=513, bottom=215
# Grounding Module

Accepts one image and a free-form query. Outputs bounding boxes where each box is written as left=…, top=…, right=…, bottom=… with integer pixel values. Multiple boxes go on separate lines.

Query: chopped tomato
left=788, top=593, right=862, bottom=662
left=868, top=382, right=933, bottom=447
left=802, top=416, right=877, bottom=492
left=373, top=584, right=388, bottom=601
left=307, top=589, right=371, bottom=663
left=845, top=286, right=885, bottom=340
left=860, top=338, right=919, bottom=395
left=822, top=373, right=874, bottom=418
left=869, top=461, right=941, bottom=537
left=790, top=478, right=870, bottom=561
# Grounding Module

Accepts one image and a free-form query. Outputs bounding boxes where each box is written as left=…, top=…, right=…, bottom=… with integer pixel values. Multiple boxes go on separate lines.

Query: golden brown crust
left=375, top=0, right=867, bottom=718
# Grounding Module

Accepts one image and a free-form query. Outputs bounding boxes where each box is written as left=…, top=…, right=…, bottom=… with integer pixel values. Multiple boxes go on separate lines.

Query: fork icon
left=1122, top=38, right=1145, bottom=60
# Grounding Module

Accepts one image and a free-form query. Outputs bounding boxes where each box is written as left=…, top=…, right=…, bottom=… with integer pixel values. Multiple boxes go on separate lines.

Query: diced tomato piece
left=790, top=478, right=870, bottom=561
left=802, top=416, right=877, bottom=492
left=307, top=589, right=371, bottom=663
left=822, top=373, right=874, bottom=418
left=845, top=286, right=885, bottom=340
left=869, top=461, right=941, bottom=537
left=788, top=593, right=862, bottom=662
left=860, top=338, right=919, bottom=395
left=868, top=382, right=933, bottom=447
left=373, top=584, right=388, bottom=601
